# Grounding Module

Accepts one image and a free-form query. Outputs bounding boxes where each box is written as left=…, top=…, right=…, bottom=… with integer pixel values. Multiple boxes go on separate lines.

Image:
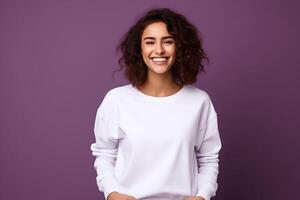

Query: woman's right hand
left=107, top=191, right=137, bottom=200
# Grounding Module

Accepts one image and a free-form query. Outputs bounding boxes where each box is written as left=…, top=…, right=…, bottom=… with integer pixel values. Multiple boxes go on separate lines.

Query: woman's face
left=141, top=21, right=176, bottom=76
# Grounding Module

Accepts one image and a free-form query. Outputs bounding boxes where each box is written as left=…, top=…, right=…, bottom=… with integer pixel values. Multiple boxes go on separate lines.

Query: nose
left=155, top=42, right=165, bottom=55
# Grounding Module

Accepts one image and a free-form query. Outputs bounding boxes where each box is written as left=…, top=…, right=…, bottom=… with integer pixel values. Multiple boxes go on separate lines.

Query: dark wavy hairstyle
left=114, top=8, right=209, bottom=86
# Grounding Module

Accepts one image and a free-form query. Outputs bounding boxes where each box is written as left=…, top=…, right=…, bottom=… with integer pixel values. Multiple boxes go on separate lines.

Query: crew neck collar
left=130, top=84, right=185, bottom=101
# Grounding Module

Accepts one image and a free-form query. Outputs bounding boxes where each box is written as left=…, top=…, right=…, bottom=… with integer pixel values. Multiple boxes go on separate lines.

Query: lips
left=150, top=57, right=169, bottom=64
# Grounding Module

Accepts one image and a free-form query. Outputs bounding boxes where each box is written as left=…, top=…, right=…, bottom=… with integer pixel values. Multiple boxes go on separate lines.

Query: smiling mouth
left=151, top=57, right=169, bottom=64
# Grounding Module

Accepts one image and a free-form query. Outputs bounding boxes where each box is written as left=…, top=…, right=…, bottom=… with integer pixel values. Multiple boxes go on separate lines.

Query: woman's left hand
left=184, top=196, right=205, bottom=200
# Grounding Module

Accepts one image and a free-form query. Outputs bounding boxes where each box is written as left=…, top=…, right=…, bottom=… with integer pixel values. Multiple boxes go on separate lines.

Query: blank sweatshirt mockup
left=90, top=84, right=222, bottom=200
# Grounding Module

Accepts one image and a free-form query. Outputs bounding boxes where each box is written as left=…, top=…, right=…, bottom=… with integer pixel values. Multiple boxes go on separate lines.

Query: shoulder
left=184, top=84, right=217, bottom=115
left=104, top=84, right=133, bottom=101
left=184, top=84, right=211, bottom=102
left=107, top=84, right=132, bottom=96
left=99, top=84, right=132, bottom=106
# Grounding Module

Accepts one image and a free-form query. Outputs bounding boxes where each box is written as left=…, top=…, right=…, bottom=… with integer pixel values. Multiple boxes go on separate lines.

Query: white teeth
left=152, top=57, right=167, bottom=62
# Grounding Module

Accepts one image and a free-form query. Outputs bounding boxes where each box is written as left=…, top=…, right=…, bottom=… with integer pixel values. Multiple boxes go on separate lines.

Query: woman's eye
left=145, top=40, right=174, bottom=45
left=164, top=41, right=174, bottom=44
left=145, top=41, right=155, bottom=45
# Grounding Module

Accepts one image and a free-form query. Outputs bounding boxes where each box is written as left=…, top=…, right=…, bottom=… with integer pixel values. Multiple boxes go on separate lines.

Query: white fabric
left=90, top=84, right=222, bottom=200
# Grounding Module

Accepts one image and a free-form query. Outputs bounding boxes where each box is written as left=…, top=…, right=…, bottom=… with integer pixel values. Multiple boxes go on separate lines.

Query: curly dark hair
left=114, top=8, right=209, bottom=86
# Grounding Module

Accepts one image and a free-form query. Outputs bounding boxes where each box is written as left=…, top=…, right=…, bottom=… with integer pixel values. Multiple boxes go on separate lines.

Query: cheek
left=142, top=48, right=153, bottom=59
left=141, top=48, right=150, bottom=62
left=166, top=46, right=176, bottom=55
left=143, top=46, right=152, bottom=53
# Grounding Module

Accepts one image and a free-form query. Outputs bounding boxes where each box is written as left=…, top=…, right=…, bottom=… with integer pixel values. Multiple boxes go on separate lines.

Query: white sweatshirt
left=90, top=84, right=222, bottom=200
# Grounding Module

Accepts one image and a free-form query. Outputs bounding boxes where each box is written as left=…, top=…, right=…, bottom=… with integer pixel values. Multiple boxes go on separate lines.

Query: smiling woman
left=115, top=8, right=209, bottom=91
left=141, top=22, right=176, bottom=78
left=91, top=8, right=221, bottom=200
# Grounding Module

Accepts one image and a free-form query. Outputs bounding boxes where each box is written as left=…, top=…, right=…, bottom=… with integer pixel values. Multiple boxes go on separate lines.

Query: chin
left=149, top=65, right=172, bottom=75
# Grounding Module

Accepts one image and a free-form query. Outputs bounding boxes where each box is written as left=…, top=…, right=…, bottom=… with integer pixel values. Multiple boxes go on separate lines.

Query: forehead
left=142, top=22, right=172, bottom=39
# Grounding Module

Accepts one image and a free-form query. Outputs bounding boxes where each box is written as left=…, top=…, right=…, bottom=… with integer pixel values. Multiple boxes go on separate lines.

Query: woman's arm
left=194, top=114, right=222, bottom=200
left=193, top=92, right=222, bottom=200
left=90, top=92, right=122, bottom=199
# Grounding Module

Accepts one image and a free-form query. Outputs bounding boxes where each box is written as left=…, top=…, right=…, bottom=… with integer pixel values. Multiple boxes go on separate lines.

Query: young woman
left=91, top=8, right=222, bottom=200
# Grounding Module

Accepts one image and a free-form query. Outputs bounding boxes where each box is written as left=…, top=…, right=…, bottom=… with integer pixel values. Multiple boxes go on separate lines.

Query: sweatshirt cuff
left=196, top=186, right=214, bottom=200
left=99, top=177, right=120, bottom=199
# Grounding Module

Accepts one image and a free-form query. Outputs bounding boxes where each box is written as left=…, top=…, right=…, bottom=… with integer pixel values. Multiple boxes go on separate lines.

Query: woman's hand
left=107, top=191, right=137, bottom=200
left=184, top=196, right=205, bottom=200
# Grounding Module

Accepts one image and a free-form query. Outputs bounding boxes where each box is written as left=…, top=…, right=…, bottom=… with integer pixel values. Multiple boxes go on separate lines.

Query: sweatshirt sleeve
left=195, top=96, right=222, bottom=200
left=90, top=91, right=123, bottom=199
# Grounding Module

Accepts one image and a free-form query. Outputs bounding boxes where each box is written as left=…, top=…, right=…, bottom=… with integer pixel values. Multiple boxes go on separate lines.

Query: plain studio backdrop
left=0, top=1, right=299, bottom=200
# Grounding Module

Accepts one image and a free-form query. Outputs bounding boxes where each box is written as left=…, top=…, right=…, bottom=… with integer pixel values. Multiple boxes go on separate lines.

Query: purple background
left=1, top=1, right=299, bottom=200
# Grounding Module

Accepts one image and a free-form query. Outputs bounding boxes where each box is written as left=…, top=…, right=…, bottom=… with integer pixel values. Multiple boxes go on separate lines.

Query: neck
left=138, top=70, right=182, bottom=97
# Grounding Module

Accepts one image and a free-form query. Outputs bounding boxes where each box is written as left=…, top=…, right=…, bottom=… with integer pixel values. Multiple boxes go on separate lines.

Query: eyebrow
left=143, top=36, right=175, bottom=40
